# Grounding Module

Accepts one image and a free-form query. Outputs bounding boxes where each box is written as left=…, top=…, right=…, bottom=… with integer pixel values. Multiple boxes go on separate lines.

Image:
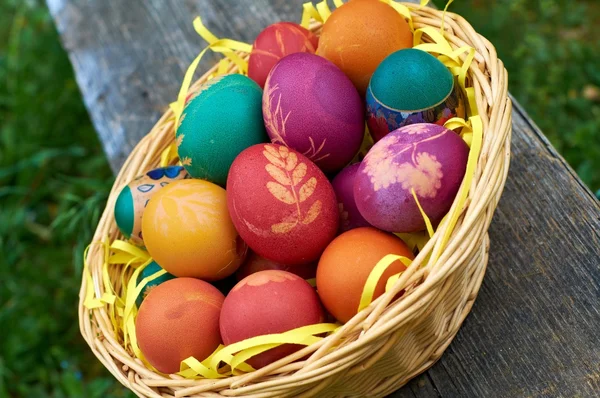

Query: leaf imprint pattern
left=263, top=77, right=330, bottom=163
left=263, top=144, right=322, bottom=233
left=363, top=139, right=443, bottom=198
left=263, top=80, right=290, bottom=146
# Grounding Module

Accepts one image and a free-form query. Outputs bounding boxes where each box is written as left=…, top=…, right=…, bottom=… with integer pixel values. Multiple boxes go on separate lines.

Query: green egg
left=366, top=48, right=465, bottom=142
left=176, top=74, right=268, bottom=185
left=115, top=185, right=134, bottom=238
left=370, top=48, right=453, bottom=111
left=136, top=261, right=176, bottom=307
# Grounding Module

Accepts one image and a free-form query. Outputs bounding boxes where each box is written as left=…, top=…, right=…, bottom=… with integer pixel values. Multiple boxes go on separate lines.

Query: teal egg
left=176, top=74, right=268, bottom=185
left=366, top=49, right=465, bottom=142
left=114, top=166, right=188, bottom=245
left=115, top=186, right=134, bottom=238
left=136, top=261, right=176, bottom=307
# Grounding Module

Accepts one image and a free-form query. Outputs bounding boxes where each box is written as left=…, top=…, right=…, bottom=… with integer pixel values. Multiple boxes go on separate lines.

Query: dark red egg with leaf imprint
left=227, top=144, right=338, bottom=265
left=249, top=22, right=319, bottom=88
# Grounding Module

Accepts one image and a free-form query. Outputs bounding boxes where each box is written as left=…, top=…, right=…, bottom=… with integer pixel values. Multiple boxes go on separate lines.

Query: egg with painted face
left=136, top=278, right=224, bottom=374
left=220, top=270, right=325, bottom=369
left=176, top=74, right=268, bottom=186
left=135, top=261, right=176, bottom=307
left=114, top=166, right=188, bottom=245
left=366, top=49, right=466, bottom=142
left=142, top=179, right=247, bottom=280
left=263, top=53, right=364, bottom=173
left=248, top=22, right=319, bottom=88
left=331, top=163, right=371, bottom=232
left=316, top=0, right=413, bottom=96
left=227, top=144, right=338, bottom=265
left=354, top=123, right=469, bottom=233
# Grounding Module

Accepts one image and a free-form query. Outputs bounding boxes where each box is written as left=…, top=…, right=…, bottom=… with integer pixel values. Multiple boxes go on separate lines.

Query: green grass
left=0, top=0, right=598, bottom=397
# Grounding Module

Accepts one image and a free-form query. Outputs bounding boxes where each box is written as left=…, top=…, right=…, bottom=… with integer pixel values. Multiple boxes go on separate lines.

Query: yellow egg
left=141, top=179, right=247, bottom=280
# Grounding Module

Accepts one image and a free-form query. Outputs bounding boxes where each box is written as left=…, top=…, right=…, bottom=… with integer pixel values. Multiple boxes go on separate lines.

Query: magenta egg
left=262, top=53, right=364, bottom=173
left=354, top=123, right=469, bottom=233
left=332, top=163, right=371, bottom=232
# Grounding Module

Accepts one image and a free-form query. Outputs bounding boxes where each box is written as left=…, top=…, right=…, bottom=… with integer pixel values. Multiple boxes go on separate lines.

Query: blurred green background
left=0, top=0, right=598, bottom=396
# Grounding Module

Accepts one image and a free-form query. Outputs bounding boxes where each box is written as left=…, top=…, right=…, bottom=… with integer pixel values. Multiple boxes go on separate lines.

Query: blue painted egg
left=176, top=74, right=268, bottom=185
left=135, top=261, right=176, bottom=307
left=366, top=49, right=466, bottom=142
left=114, top=165, right=188, bottom=245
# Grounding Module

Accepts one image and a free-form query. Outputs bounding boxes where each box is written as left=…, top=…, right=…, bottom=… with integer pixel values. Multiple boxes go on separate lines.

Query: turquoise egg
left=176, top=74, right=268, bottom=185
left=366, top=48, right=465, bottom=142
left=114, top=166, right=188, bottom=245
left=135, top=261, right=176, bottom=307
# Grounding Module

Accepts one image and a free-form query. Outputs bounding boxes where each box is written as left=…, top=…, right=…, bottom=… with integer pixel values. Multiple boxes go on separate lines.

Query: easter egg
left=331, top=163, right=371, bottom=232
left=263, top=53, right=364, bottom=172
left=248, top=22, right=319, bottom=88
left=317, top=227, right=414, bottom=323
left=220, top=270, right=324, bottom=369
left=316, top=0, right=412, bottom=95
left=142, top=179, right=247, bottom=279
left=135, top=261, right=176, bottom=307
left=366, top=49, right=466, bottom=142
left=136, top=278, right=224, bottom=374
left=355, top=123, right=469, bottom=233
left=227, top=144, right=338, bottom=265
left=114, top=166, right=188, bottom=245
left=235, top=251, right=317, bottom=281
left=176, top=74, right=268, bottom=185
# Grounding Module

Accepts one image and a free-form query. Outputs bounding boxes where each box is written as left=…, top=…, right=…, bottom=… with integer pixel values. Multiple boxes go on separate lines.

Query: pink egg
left=331, top=163, right=371, bottom=232
left=354, top=123, right=469, bottom=232
left=263, top=53, right=364, bottom=173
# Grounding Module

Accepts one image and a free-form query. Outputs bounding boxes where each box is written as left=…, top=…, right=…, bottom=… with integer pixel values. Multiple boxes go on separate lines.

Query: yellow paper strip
left=301, top=2, right=324, bottom=28
left=359, top=254, right=413, bottom=312
left=411, top=188, right=434, bottom=238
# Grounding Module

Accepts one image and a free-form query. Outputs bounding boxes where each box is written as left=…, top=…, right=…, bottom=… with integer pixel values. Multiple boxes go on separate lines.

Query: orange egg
left=142, top=179, right=247, bottom=280
left=316, top=0, right=413, bottom=95
left=316, top=227, right=414, bottom=323
left=136, top=278, right=224, bottom=374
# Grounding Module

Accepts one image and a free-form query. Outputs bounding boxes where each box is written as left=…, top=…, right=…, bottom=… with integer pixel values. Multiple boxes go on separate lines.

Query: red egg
left=136, top=278, right=224, bottom=374
left=249, top=22, right=319, bottom=88
left=235, top=251, right=317, bottom=281
left=227, top=144, right=339, bottom=265
left=220, top=270, right=325, bottom=369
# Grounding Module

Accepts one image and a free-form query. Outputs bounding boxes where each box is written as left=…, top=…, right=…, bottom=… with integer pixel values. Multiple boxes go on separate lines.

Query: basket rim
left=80, top=3, right=513, bottom=397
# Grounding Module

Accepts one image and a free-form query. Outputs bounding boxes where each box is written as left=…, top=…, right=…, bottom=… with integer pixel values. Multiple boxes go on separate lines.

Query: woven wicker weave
left=80, top=4, right=512, bottom=397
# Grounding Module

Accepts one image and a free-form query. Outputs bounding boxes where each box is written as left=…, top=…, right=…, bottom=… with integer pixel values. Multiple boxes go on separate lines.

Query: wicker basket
left=81, top=4, right=512, bottom=397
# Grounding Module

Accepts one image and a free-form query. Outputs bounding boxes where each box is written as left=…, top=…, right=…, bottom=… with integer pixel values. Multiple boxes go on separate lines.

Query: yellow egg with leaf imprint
left=141, top=179, right=247, bottom=280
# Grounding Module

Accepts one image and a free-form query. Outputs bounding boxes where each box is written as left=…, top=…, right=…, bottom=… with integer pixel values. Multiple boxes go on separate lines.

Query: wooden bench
left=47, top=0, right=600, bottom=396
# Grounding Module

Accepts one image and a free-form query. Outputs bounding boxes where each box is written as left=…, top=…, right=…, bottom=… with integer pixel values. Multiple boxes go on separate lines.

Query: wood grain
left=46, top=0, right=600, bottom=396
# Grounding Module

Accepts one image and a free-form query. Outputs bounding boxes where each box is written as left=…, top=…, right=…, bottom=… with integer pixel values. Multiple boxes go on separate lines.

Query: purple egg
left=332, top=163, right=371, bottom=232
left=354, top=123, right=469, bottom=233
left=263, top=53, right=364, bottom=173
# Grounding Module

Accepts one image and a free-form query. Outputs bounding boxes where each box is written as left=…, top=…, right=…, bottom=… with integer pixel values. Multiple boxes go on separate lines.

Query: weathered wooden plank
left=47, top=0, right=600, bottom=397
left=422, top=99, right=600, bottom=398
